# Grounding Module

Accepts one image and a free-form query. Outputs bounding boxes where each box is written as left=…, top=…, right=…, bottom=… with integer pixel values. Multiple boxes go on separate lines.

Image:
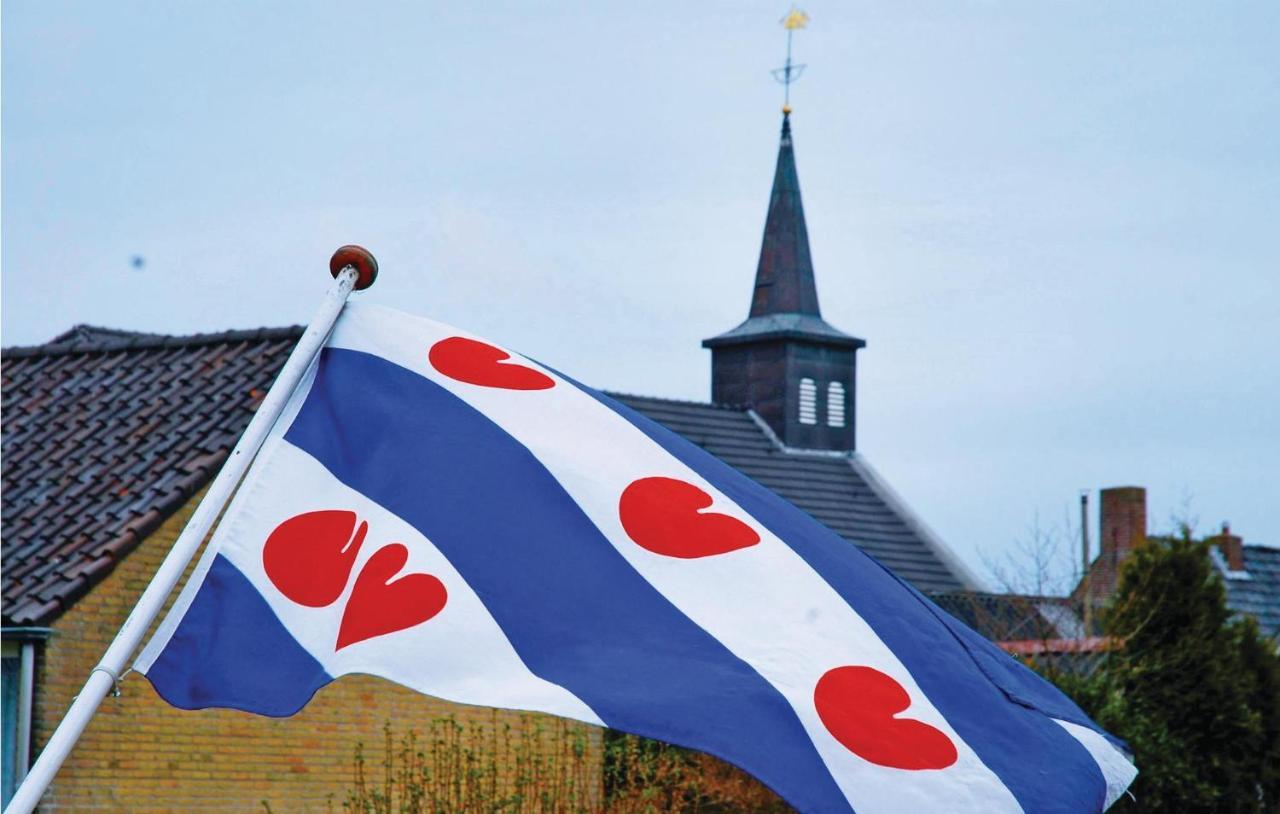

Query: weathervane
left=772, top=6, right=810, bottom=113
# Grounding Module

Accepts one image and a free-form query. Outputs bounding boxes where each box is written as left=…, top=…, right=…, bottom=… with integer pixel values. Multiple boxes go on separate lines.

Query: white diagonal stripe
left=328, top=303, right=1023, bottom=814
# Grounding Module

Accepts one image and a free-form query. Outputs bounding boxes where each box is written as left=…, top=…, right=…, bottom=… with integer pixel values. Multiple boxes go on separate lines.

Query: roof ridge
left=603, top=390, right=743, bottom=412
left=3, top=324, right=306, bottom=359
left=48, top=324, right=167, bottom=344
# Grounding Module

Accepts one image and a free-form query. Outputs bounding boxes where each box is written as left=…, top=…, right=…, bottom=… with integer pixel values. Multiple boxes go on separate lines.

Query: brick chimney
left=1100, top=486, right=1147, bottom=560
left=1211, top=522, right=1246, bottom=572
left=1083, top=486, right=1148, bottom=603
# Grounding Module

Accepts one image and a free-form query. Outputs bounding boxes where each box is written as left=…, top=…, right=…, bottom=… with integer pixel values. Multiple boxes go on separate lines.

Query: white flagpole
left=4, top=246, right=379, bottom=814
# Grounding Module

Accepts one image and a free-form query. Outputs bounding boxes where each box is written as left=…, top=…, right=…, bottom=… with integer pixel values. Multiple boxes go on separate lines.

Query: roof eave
left=702, top=329, right=866, bottom=350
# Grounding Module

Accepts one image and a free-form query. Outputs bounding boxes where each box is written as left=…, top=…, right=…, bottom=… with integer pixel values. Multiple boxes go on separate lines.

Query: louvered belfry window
left=798, top=378, right=817, bottom=425
left=827, top=381, right=846, bottom=428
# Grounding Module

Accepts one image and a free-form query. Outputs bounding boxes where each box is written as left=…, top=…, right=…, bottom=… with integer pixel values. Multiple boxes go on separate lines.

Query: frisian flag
left=135, top=303, right=1136, bottom=813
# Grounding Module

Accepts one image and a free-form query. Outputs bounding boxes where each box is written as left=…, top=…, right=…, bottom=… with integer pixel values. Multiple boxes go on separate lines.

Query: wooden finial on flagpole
left=330, top=244, right=378, bottom=290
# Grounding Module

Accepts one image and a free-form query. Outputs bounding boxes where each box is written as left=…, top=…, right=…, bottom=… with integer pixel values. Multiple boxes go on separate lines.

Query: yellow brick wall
left=32, top=492, right=603, bottom=812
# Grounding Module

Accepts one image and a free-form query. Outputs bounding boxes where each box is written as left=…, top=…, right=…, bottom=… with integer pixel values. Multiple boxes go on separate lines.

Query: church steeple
left=751, top=113, right=821, bottom=317
left=702, top=112, right=866, bottom=451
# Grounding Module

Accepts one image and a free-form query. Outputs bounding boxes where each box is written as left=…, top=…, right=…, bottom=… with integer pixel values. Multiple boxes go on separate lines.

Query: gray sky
left=5, top=1, right=1278, bottom=586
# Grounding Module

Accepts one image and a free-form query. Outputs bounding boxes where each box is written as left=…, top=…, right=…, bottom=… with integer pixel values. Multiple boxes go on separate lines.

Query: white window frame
left=826, top=381, right=847, bottom=428
left=798, top=378, right=817, bottom=425
left=2, top=637, right=36, bottom=807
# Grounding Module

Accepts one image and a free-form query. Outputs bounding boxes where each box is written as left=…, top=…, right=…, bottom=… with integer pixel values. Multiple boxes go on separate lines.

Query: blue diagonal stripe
left=284, top=348, right=853, bottom=814
left=145, top=555, right=333, bottom=716
left=566, top=376, right=1110, bottom=814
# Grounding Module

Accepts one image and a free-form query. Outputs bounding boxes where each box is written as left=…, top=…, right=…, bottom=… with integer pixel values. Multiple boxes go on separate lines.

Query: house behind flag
left=4, top=114, right=1100, bottom=810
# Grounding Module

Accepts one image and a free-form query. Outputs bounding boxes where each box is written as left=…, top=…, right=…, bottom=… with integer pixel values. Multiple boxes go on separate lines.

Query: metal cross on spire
left=772, top=6, right=810, bottom=113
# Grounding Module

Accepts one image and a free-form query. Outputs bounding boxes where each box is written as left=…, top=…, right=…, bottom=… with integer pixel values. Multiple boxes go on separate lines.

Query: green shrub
left=1046, top=532, right=1280, bottom=812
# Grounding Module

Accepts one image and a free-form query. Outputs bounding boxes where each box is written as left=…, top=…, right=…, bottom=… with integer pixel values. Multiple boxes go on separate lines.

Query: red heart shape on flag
left=619, top=477, right=761, bottom=559
left=336, top=544, right=448, bottom=650
left=263, top=510, right=368, bottom=607
left=814, top=666, right=958, bottom=771
left=428, top=336, right=555, bottom=391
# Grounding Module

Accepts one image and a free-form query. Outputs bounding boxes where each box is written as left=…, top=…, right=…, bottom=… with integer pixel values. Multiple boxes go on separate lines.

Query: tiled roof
left=1224, top=544, right=1280, bottom=638
left=2, top=326, right=303, bottom=625
left=2, top=326, right=970, bottom=626
left=608, top=394, right=969, bottom=593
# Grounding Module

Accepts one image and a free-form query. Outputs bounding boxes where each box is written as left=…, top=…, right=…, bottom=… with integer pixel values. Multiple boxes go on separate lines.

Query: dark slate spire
left=751, top=113, right=821, bottom=317
left=704, top=114, right=860, bottom=348
left=703, top=112, right=866, bottom=452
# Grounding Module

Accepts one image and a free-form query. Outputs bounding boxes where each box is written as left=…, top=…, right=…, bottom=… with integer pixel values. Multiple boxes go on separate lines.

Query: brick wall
left=32, top=493, right=603, bottom=812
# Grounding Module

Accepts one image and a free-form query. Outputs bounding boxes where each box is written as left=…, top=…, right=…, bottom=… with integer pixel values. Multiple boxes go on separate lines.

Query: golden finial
left=782, top=7, right=810, bottom=30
